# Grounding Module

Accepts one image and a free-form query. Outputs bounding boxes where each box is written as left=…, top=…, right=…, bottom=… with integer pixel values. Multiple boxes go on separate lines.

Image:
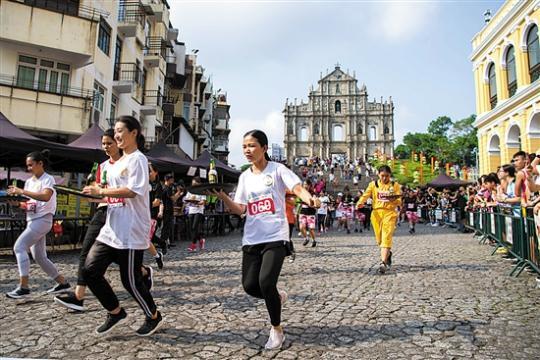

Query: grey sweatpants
left=14, top=214, right=59, bottom=279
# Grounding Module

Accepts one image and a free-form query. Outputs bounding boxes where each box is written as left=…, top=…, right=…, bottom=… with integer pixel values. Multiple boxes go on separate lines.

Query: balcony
left=113, top=63, right=141, bottom=93
left=166, top=55, right=186, bottom=88
left=162, top=92, right=179, bottom=116
left=141, top=0, right=164, bottom=22
left=0, top=73, right=92, bottom=134
left=143, top=36, right=168, bottom=68
left=213, top=118, right=230, bottom=133
left=0, top=0, right=105, bottom=64
left=117, top=1, right=145, bottom=43
left=141, top=90, right=162, bottom=116
left=167, top=27, right=179, bottom=41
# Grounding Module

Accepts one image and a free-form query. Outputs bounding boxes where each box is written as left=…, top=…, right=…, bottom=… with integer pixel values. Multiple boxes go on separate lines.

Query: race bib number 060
left=247, top=195, right=275, bottom=216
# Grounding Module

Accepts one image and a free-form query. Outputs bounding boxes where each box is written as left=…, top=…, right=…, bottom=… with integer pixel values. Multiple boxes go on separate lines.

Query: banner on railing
left=490, top=213, right=495, bottom=235
left=435, top=209, right=442, bottom=220
left=450, top=210, right=456, bottom=223
left=469, top=212, right=474, bottom=226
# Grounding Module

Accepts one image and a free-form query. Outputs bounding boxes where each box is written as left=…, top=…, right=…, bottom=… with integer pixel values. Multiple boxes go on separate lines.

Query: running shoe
left=142, top=265, right=154, bottom=291
left=46, top=282, right=71, bottom=295
left=154, top=251, right=164, bottom=270
left=199, top=238, right=206, bottom=251
left=378, top=262, right=388, bottom=275
left=346, top=229, right=351, bottom=234
left=288, top=252, right=296, bottom=263
left=311, top=240, right=317, bottom=247
left=136, top=311, right=163, bottom=337
left=187, top=243, right=197, bottom=252
left=387, top=251, right=393, bottom=268
left=95, top=308, right=127, bottom=335
left=264, top=327, right=285, bottom=350
left=302, top=238, right=309, bottom=246
left=6, top=286, right=30, bottom=299
left=54, top=292, right=84, bottom=311
left=409, top=228, right=414, bottom=234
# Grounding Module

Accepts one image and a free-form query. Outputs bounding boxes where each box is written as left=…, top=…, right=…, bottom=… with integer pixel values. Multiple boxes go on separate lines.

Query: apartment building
left=0, top=0, right=231, bottom=161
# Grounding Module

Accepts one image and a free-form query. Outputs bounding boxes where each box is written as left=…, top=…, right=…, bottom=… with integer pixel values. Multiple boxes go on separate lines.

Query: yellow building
left=0, top=0, right=179, bottom=144
left=471, top=0, right=540, bottom=174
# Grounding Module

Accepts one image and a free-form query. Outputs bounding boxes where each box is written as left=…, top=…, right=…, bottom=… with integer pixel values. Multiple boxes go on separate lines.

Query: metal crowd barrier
left=465, top=207, right=540, bottom=277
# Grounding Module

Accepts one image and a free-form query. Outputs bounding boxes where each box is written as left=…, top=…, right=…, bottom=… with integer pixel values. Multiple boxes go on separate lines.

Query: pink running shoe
left=199, top=238, right=206, bottom=250
left=187, top=243, right=197, bottom=252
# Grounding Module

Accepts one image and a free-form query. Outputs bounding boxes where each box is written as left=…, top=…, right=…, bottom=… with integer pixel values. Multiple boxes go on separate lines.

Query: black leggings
left=288, top=223, right=295, bottom=253
left=242, top=242, right=287, bottom=326
left=188, top=213, right=204, bottom=244
left=83, top=241, right=157, bottom=318
left=77, top=206, right=107, bottom=286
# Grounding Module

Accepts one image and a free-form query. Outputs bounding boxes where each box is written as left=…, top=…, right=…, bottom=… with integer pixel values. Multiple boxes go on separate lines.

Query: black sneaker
left=143, top=265, right=154, bottom=291
left=54, top=292, right=84, bottom=312
left=378, top=262, right=388, bottom=274
left=136, top=311, right=163, bottom=337
left=46, top=282, right=71, bottom=295
left=311, top=240, right=317, bottom=247
left=95, top=308, right=127, bottom=335
left=6, top=286, right=30, bottom=299
left=346, top=229, right=351, bottom=234
left=288, top=252, right=296, bottom=263
left=155, top=252, right=164, bottom=270
left=387, top=251, right=393, bottom=268
left=302, top=238, right=309, bottom=246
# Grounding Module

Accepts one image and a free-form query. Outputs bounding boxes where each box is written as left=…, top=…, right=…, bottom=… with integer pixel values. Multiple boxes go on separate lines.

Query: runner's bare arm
left=8, top=186, right=53, bottom=202
left=292, top=184, right=320, bottom=207
left=83, top=185, right=136, bottom=198
left=212, top=190, right=246, bottom=215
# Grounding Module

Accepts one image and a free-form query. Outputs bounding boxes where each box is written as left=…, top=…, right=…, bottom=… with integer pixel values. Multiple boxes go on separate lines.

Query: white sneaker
left=279, top=290, right=288, bottom=306
left=264, top=327, right=285, bottom=350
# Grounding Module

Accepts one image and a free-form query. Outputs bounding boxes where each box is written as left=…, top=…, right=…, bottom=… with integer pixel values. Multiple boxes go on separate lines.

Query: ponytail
left=27, top=149, right=50, bottom=168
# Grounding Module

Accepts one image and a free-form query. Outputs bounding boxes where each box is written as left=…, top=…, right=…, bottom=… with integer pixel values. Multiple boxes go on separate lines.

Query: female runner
left=82, top=116, right=162, bottom=336
left=213, top=130, right=320, bottom=350
left=6, top=150, right=71, bottom=298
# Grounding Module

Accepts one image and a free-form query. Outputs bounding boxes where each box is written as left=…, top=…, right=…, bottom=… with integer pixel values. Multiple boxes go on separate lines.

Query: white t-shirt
left=317, top=196, right=329, bottom=215
left=24, top=172, right=56, bottom=220
left=184, top=192, right=206, bottom=214
left=234, top=162, right=301, bottom=246
left=97, top=150, right=151, bottom=250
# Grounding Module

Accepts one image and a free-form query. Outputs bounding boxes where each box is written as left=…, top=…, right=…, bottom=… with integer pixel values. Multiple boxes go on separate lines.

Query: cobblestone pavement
left=1, top=224, right=539, bottom=359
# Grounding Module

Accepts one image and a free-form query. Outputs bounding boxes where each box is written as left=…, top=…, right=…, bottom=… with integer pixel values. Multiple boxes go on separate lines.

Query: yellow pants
left=370, top=209, right=398, bottom=248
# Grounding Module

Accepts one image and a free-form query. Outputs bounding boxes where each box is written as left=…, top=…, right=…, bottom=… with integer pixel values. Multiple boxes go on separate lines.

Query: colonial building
left=283, top=65, right=395, bottom=165
left=471, top=1, right=540, bottom=174
left=211, top=92, right=231, bottom=163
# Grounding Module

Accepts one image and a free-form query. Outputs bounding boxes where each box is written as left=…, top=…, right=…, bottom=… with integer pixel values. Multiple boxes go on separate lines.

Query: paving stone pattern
left=0, top=225, right=539, bottom=359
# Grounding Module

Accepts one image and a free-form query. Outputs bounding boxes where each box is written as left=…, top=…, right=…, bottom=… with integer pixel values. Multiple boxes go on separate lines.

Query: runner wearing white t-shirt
left=184, top=177, right=207, bottom=252
left=214, top=130, right=320, bottom=350
left=317, top=193, right=330, bottom=234
left=82, top=116, right=162, bottom=337
left=6, top=150, right=71, bottom=299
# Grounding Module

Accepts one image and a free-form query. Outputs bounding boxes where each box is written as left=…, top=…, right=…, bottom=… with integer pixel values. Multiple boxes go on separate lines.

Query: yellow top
left=357, top=180, right=401, bottom=211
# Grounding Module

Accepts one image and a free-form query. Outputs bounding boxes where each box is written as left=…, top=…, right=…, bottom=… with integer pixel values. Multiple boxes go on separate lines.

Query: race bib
left=26, top=201, right=37, bottom=213
left=407, top=203, right=414, bottom=209
left=247, top=194, right=275, bottom=216
left=107, top=197, right=125, bottom=208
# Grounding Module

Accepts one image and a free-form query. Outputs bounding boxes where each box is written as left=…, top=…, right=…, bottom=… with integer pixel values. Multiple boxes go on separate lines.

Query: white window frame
left=16, top=54, right=71, bottom=94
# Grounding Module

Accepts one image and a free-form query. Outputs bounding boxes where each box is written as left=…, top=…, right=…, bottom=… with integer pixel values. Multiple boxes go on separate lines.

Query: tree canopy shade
left=396, top=115, right=478, bottom=166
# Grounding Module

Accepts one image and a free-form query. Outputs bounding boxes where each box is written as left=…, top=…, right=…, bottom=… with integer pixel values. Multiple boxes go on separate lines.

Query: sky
left=170, top=0, right=505, bottom=167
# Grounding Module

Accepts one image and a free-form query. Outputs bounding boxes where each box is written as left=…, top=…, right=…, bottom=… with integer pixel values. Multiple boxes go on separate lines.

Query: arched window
left=527, top=24, right=540, bottom=82
left=335, top=100, right=341, bottom=113
left=488, top=63, right=497, bottom=109
left=300, top=127, right=308, bottom=141
left=384, top=126, right=390, bottom=134
left=369, top=126, right=377, bottom=141
left=505, top=46, right=517, bottom=97
left=332, top=125, right=343, bottom=141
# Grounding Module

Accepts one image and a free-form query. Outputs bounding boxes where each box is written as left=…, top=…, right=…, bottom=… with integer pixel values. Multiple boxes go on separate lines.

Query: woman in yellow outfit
left=357, top=165, right=401, bottom=274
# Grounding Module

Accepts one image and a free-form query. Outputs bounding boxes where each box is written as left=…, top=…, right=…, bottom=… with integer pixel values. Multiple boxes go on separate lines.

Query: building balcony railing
left=117, top=0, right=145, bottom=38
left=20, top=0, right=109, bottom=22
left=0, top=73, right=93, bottom=99
left=141, top=90, right=163, bottom=117
left=113, top=63, right=142, bottom=93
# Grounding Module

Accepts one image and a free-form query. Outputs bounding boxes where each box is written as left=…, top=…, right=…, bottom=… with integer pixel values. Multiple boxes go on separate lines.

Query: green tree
left=394, top=144, right=411, bottom=159
left=427, top=116, right=453, bottom=137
